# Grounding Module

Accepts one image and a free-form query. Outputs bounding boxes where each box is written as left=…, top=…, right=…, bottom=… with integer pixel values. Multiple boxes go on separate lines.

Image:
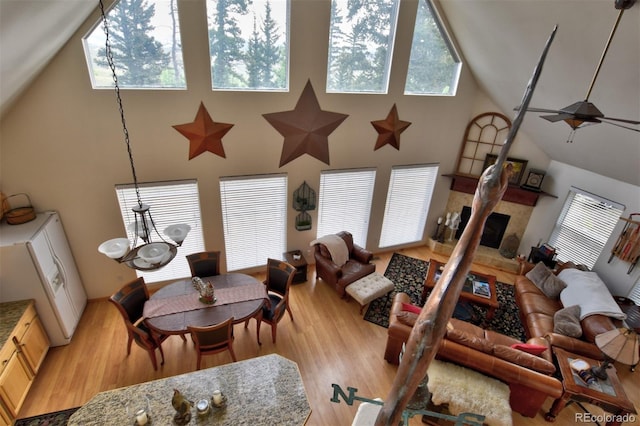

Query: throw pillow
left=396, top=311, right=418, bottom=327
left=525, top=262, right=567, bottom=298
left=554, top=305, right=582, bottom=338
left=510, top=342, right=548, bottom=356
left=401, top=302, right=421, bottom=314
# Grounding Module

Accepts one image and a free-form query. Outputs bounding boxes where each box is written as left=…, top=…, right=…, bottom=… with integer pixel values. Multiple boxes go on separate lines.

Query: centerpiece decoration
left=192, top=277, right=216, bottom=304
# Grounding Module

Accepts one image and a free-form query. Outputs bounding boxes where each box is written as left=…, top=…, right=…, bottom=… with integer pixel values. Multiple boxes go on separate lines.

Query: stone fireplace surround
left=429, top=191, right=534, bottom=272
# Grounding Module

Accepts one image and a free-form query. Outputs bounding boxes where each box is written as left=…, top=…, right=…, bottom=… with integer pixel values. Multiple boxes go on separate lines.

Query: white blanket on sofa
left=310, top=234, right=349, bottom=266
left=558, top=268, right=626, bottom=320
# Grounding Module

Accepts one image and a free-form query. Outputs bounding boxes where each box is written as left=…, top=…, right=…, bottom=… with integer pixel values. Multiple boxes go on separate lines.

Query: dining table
left=143, top=273, right=268, bottom=336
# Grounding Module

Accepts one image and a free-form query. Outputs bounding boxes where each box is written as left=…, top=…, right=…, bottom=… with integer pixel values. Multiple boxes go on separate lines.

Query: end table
left=546, top=347, right=636, bottom=426
left=283, top=250, right=307, bottom=283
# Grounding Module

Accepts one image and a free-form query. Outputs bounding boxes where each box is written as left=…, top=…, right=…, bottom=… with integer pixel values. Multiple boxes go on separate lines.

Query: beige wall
left=0, top=0, right=549, bottom=298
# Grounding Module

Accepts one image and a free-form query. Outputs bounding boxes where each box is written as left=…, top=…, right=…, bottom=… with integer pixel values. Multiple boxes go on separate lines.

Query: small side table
left=283, top=250, right=307, bottom=283
left=546, top=347, right=637, bottom=426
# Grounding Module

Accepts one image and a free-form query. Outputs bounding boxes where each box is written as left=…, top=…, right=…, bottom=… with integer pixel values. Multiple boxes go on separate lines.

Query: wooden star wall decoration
left=371, top=104, right=411, bottom=151
left=263, top=80, right=348, bottom=167
left=172, top=102, right=234, bottom=160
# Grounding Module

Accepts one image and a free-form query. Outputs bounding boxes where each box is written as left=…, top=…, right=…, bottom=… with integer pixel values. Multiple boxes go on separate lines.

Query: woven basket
left=4, top=193, right=36, bottom=225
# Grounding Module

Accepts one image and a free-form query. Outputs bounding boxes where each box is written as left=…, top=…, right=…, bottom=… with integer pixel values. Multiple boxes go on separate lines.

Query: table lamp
left=591, top=328, right=639, bottom=380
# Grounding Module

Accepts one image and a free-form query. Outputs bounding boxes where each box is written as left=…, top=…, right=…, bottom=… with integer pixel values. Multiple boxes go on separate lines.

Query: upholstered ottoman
left=346, top=272, right=394, bottom=314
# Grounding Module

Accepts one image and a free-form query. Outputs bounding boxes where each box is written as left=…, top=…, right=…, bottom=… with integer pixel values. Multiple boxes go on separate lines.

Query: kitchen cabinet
left=0, top=300, right=50, bottom=423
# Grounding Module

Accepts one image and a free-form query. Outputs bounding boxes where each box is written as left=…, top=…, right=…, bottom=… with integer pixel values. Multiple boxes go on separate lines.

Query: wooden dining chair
left=187, top=317, right=237, bottom=369
left=109, top=277, right=169, bottom=370
left=255, top=258, right=296, bottom=345
left=187, top=251, right=221, bottom=278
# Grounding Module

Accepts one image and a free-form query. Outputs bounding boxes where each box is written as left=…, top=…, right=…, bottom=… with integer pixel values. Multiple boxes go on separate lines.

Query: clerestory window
left=83, top=0, right=186, bottom=89
left=326, top=0, right=400, bottom=94
left=206, top=0, right=290, bottom=91
left=404, top=0, right=461, bottom=96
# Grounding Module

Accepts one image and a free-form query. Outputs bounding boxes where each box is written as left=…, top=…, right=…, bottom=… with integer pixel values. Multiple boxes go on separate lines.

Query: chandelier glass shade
left=96, top=0, right=190, bottom=271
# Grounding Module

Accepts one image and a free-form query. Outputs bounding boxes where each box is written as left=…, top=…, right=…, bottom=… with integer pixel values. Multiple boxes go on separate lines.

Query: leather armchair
left=313, top=231, right=375, bottom=297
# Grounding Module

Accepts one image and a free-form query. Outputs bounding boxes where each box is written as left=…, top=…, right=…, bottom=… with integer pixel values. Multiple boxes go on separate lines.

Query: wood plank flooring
left=17, top=246, right=639, bottom=425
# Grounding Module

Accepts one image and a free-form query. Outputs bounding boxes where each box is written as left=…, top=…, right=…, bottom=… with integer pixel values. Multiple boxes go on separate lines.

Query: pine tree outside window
left=404, top=0, right=461, bottom=96
left=207, top=0, right=290, bottom=91
left=326, top=0, right=400, bottom=94
left=83, top=0, right=186, bottom=89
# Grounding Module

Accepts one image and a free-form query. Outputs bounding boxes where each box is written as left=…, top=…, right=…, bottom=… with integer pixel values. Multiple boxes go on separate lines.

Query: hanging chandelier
left=96, top=0, right=190, bottom=271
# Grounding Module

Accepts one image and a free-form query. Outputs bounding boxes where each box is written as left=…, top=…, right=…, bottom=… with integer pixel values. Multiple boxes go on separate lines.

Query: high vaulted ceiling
left=1, top=0, right=638, bottom=185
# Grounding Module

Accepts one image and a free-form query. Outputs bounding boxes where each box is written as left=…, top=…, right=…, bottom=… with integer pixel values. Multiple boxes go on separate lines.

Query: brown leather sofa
left=384, top=292, right=563, bottom=418
left=313, top=231, right=375, bottom=297
left=515, top=261, right=620, bottom=360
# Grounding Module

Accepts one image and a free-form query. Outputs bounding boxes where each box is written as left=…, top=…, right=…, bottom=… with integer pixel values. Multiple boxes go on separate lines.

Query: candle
left=135, top=409, right=148, bottom=425
left=212, top=390, right=223, bottom=405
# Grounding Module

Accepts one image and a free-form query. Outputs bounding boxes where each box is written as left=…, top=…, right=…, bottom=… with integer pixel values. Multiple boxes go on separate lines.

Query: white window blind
left=316, top=168, right=376, bottom=247
left=628, top=279, right=640, bottom=305
left=115, top=180, right=204, bottom=283
left=379, top=164, right=439, bottom=248
left=219, top=174, right=287, bottom=271
left=548, top=187, right=624, bottom=269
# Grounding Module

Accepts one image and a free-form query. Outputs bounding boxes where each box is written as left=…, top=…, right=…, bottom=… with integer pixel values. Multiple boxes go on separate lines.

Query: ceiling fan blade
left=600, top=120, right=640, bottom=132
left=540, top=113, right=573, bottom=123
left=600, top=116, right=640, bottom=125
left=515, top=106, right=563, bottom=114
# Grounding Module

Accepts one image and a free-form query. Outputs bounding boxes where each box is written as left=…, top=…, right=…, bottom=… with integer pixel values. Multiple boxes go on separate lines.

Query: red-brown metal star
left=371, top=104, right=411, bottom=151
left=173, top=102, right=233, bottom=160
left=263, top=80, right=348, bottom=167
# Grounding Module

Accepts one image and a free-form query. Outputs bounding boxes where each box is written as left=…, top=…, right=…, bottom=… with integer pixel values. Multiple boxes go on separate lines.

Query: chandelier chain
left=99, top=0, right=143, bottom=209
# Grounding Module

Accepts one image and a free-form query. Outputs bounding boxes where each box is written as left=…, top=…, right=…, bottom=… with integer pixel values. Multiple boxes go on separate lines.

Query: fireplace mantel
left=443, top=174, right=557, bottom=206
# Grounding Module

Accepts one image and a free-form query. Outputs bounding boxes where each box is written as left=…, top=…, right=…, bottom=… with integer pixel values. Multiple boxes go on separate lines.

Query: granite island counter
left=68, top=353, right=311, bottom=425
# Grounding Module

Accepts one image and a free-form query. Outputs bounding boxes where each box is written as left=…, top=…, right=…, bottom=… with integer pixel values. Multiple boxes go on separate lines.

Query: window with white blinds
left=548, top=187, right=624, bottom=269
left=219, top=174, right=287, bottom=271
left=628, top=279, right=640, bottom=305
left=379, top=164, right=439, bottom=248
left=115, top=180, right=205, bottom=283
left=316, top=168, right=376, bottom=247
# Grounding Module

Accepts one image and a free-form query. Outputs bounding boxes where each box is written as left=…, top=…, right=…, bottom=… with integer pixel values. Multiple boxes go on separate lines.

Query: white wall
left=521, top=160, right=640, bottom=297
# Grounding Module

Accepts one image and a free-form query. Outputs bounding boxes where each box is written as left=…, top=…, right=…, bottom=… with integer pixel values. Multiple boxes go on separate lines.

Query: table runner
left=143, top=282, right=267, bottom=319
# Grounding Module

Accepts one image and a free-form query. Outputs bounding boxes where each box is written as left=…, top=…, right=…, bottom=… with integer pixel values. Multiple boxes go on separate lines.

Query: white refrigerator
left=0, top=211, right=87, bottom=346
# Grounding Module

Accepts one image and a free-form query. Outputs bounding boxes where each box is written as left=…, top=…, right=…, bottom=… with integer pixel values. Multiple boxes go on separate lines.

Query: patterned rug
left=14, top=407, right=79, bottom=426
left=364, top=252, right=527, bottom=342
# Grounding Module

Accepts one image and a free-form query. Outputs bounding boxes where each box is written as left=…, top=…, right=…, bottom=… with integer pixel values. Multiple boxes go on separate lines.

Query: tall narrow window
left=404, top=0, right=461, bottom=96
left=326, top=0, right=400, bottom=94
left=207, top=0, right=290, bottom=91
left=548, top=187, right=624, bottom=269
left=84, top=0, right=186, bottom=89
left=115, top=180, right=204, bottom=282
left=316, top=169, right=376, bottom=247
left=219, top=174, right=287, bottom=271
left=379, top=164, right=439, bottom=248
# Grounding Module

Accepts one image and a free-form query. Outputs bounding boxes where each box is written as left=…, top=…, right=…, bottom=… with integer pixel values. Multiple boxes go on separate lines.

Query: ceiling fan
left=521, top=0, right=640, bottom=136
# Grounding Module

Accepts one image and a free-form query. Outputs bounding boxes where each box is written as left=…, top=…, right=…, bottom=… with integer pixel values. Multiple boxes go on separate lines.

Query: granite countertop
left=68, top=353, right=311, bottom=425
left=0, top=299, right=32, bottom=348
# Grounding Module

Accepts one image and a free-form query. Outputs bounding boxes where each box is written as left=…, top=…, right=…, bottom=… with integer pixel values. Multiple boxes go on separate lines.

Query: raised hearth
left=428, top=238, right=520, bottom=273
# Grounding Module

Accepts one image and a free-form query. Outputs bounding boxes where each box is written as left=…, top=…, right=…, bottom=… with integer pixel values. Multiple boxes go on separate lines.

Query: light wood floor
left=18, top=246, right=639, bottom=425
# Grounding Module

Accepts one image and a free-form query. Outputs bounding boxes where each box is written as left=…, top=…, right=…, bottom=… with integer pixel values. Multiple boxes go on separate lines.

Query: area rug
left=364, top=253, right=526, bottom=342
left=14, top=407, right=79, bottom=426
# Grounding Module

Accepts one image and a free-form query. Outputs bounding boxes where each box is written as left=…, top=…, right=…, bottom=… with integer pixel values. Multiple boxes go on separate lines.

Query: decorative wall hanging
left=293, top=181, right=316, bottom=211
left=455, top=112, right=512, bottom=177
left=371, top=104, right=411, bottom=150
left=521, top=169, right=546, bottom=191
left=292, top=181, right=316, bottom=231
left=263, top=80, right=348, bottom=167
left=173, top=102, right=234, bottom=160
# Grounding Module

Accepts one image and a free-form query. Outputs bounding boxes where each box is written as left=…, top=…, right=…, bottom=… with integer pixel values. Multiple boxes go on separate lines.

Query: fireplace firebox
left=454, top=206, right=510, bottom=249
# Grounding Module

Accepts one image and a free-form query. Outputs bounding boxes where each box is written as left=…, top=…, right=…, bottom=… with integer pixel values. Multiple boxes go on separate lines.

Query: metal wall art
left=293, top=181, right=316, bottom=231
